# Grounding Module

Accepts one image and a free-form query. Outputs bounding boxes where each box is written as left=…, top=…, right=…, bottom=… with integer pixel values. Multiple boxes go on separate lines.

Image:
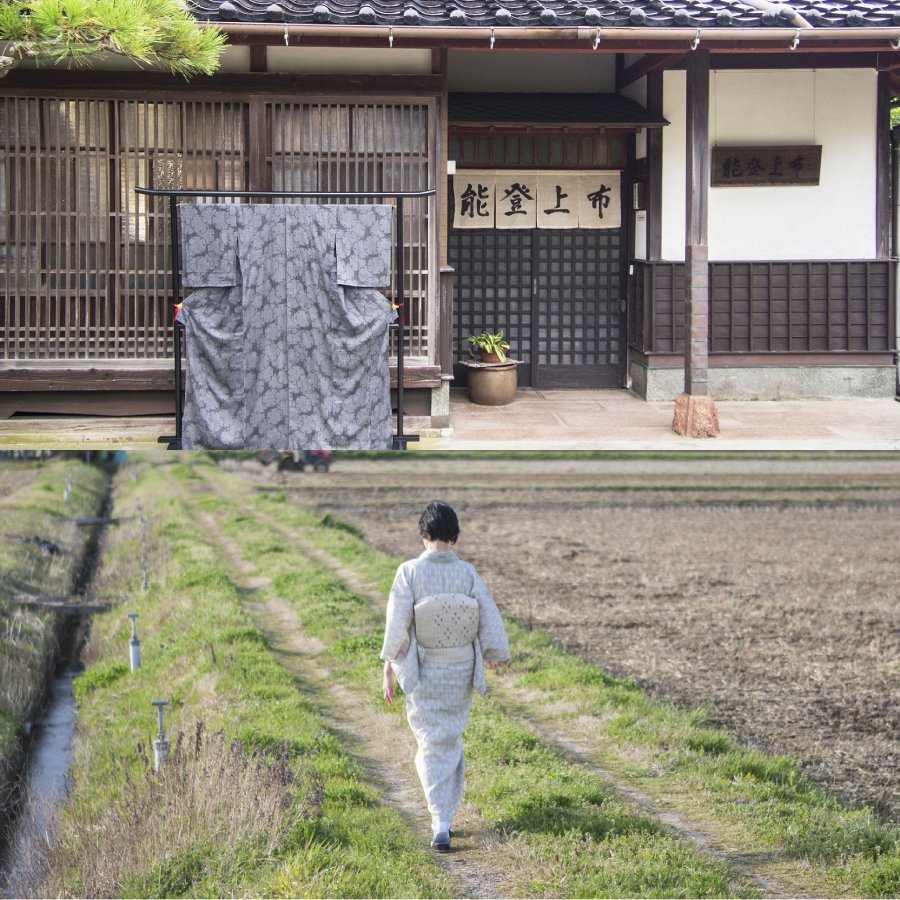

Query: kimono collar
left=419, top=548, right=457, bottom=562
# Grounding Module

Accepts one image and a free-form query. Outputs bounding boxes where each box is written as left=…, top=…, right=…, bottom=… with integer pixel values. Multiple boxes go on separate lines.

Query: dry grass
left=0, top=609, right=54, bottom=721
left=33, top=722, right=321, bottom=898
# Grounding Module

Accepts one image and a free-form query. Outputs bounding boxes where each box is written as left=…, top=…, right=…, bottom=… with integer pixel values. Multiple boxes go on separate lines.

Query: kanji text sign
left=453, top=170, right=621, bottom=229
left=711, top=146, right=822, bottom=186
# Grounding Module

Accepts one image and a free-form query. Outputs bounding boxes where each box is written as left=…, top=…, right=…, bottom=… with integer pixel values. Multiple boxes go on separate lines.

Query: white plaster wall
left=447, top=50, right=615, bottom=92
left=620, top=73, right=646, bottom=106
left=661, top=70, right=688, bottom=260
left=266, top=46, right=431, bottom=74
left=662, top=68, right=878, bottom=261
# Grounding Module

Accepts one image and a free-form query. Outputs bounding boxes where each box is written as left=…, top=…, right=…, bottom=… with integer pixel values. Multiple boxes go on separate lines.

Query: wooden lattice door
left=452, top=227, right=624, bottom=388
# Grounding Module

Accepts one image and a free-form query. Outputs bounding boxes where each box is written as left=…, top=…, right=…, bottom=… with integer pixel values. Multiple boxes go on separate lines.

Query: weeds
left=33, top=725, right=320, bottom=898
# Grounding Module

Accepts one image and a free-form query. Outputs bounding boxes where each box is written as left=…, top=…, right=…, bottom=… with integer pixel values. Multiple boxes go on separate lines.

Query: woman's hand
left=486, top=658, right=510, bottom=670
left=382, top=661, right=395, bottom=705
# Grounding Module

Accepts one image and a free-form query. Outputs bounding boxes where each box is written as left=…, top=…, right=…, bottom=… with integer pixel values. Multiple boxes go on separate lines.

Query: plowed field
left=234, top=456, right=900, bottom=821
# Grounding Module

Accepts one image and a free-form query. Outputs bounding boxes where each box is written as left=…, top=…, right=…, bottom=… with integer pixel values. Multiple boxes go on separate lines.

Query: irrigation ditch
left=0, top=467, right=117, bottom=898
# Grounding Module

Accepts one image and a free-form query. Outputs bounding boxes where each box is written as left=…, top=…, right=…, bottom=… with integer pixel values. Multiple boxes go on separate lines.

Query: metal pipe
left=210, top=21, right=900, bottom=43
left=396, top=194, right=406, bottom=449
left=136, top=188, right=435, bottom=199
left=152, top=700, right=169, bottom=771
left=128, top=613, right=140, bottom=672
left=170, top=194, right=184, bottom=448
left=893, top=124, right=900, bottom=397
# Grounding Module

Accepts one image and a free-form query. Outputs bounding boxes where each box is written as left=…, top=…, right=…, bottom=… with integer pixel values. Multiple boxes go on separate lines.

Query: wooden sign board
left=711, top=146, right=822, bottom=186
left=453, top=170, right=621, bottom=229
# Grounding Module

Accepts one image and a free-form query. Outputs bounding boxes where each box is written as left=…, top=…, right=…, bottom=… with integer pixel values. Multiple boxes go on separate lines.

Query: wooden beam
left=389, top=365, right=442, bottom=389
left=11, top=596, right=115, bottom=614
left=617, top=52, right=684, bottom=91
left=708, top=51, right=881, bottom=69
left=249, top=44, right=268, bottom=72
left=0, top=367, right=178, bottom=391
left=0, top=71, right=445, bottom=95
left=684, top=47, right=711, bottom=397
left=877, top=71, right=892, bottom=259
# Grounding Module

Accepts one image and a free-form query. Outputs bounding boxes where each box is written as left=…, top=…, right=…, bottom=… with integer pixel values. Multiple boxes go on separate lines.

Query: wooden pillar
left=673, top=48, right=719, bottom=437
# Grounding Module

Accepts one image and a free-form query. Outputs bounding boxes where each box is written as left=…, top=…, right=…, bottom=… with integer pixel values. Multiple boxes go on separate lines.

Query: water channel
left=0, top=471, right=115, bottom=898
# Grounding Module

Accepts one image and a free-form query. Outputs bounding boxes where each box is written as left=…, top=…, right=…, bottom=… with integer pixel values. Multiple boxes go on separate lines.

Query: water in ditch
left=0, top=471, right=115, bottom=898
left=0, top=664, right=80, bottom=898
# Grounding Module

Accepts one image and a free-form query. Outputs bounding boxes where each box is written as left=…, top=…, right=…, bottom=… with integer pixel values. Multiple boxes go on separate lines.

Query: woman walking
left=380, top=501, right=510, bottom=852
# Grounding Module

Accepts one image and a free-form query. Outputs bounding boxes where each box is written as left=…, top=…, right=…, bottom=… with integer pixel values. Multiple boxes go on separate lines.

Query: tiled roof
left=450, top=93, right=669, bottom=124
left=189, top=0, right=900, bottom=29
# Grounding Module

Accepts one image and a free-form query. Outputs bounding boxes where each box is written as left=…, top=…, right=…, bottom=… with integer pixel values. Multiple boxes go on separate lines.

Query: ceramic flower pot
left=467, top=362, right=518, bottom=406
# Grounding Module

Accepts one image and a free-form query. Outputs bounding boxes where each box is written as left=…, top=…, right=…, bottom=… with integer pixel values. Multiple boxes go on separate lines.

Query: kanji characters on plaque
left=452, top=170, right=621, bottom=230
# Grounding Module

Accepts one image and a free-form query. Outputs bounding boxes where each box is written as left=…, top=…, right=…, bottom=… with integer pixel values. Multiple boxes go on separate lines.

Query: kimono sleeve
left=471, top=569, right=511, bottom=662
left=179, top=203, right=239, bottom=288
left=335, top=204, right=393, bottom=287
left=380, top=564, right=415, bottom=661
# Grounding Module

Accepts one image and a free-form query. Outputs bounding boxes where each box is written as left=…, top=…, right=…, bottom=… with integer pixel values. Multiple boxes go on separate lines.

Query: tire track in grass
left=181, top=487, right=514, bottom=900
left=188, top=466, right=766, bottom=899
left=490, top=690, right=795, bottom=899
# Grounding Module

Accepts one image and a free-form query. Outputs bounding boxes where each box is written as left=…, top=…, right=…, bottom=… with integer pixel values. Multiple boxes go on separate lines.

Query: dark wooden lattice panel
left=534, top=229, right=622, bottom=387
left=451, top=226, right=624, bottom=388
left=451, top=228, right=534, bottom=383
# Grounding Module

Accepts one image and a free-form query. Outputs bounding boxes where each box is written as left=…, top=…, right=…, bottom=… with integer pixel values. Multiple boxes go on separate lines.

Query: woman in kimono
left=381, top=500, right=510, bottom=853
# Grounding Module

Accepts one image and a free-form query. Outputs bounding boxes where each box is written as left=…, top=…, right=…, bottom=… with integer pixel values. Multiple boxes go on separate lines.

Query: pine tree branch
left=0, top=0, right=226, bottom=78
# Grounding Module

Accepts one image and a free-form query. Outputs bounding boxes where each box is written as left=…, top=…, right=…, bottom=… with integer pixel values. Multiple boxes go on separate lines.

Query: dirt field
left=236, top=456, right=900, bottom=822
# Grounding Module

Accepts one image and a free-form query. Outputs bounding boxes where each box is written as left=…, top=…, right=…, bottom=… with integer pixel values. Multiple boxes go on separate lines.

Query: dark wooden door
left=451, top=227, right=623, bottom=388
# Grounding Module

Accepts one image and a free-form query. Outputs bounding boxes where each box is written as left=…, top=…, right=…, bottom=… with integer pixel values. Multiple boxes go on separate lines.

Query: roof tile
left=188, top=0, right=900, bottom=27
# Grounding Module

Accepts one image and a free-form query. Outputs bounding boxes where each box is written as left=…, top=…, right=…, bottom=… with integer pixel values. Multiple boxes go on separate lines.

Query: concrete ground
left=1, top=388, right=899, bottom=450
left=420, top=389, right=900, bottom=450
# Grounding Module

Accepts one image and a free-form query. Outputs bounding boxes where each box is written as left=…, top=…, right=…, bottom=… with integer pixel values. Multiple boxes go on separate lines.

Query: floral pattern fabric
left=177, top=203, right=395, bottom=450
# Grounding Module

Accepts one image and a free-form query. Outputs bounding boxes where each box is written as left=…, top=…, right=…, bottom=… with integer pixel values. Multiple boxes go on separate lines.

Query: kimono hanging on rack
left=176, top=203, right=396, bottom=450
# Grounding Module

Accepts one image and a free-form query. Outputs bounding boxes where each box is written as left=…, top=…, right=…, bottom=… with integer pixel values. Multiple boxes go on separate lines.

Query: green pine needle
left=0, top=0, right=225, bottom=77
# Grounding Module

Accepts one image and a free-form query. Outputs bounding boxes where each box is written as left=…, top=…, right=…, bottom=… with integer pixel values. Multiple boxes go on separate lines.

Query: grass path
left=187, top=458, right=900, bottom=899
left=176, top=462, right=758, bottom=898
left=194, top=471, right=786, bottom=897
left=183, top=493, right=514, bottom=899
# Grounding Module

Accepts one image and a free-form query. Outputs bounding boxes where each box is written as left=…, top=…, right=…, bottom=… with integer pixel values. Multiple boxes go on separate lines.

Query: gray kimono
left=177, top=202, right=395, bottom=450
left=381, top=549, right=511, bottom=827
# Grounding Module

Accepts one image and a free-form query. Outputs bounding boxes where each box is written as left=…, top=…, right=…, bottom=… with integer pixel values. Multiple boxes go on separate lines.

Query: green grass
left=42, top=461, right=450, bottom=899
left=213, top=486, right=747, bottom=898
left=212, top=466, right=900, bottom=898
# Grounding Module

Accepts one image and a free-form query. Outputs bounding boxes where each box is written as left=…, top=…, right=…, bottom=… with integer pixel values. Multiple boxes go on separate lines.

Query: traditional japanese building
left=1, top=0, right=898, bottom=428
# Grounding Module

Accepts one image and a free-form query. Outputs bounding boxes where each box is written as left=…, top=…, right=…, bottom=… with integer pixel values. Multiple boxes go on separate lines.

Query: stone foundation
left=630, top=359, right=897, bottom=402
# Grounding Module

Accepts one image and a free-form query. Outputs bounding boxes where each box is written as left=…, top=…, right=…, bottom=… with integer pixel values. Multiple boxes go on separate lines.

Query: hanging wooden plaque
left=711, top=145, right=822, bottom=186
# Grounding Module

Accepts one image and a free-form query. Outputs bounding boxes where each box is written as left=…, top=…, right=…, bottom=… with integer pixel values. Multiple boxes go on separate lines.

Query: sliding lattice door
left=1, top=93, right=436, bottom=363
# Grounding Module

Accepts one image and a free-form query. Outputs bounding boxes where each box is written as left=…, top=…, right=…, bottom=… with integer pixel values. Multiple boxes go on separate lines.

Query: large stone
left=672, top=392, right=720, bottom=438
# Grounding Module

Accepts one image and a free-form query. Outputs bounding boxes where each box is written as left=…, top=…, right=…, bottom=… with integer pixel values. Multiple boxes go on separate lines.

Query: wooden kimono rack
left=135, top=187, right=437, bottom=451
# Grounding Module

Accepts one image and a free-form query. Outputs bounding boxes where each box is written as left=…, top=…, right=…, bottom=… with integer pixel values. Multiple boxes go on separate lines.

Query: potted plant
left=461, top=330, right=518, bottom=406
left=463, top=330, right=510, bottom=364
